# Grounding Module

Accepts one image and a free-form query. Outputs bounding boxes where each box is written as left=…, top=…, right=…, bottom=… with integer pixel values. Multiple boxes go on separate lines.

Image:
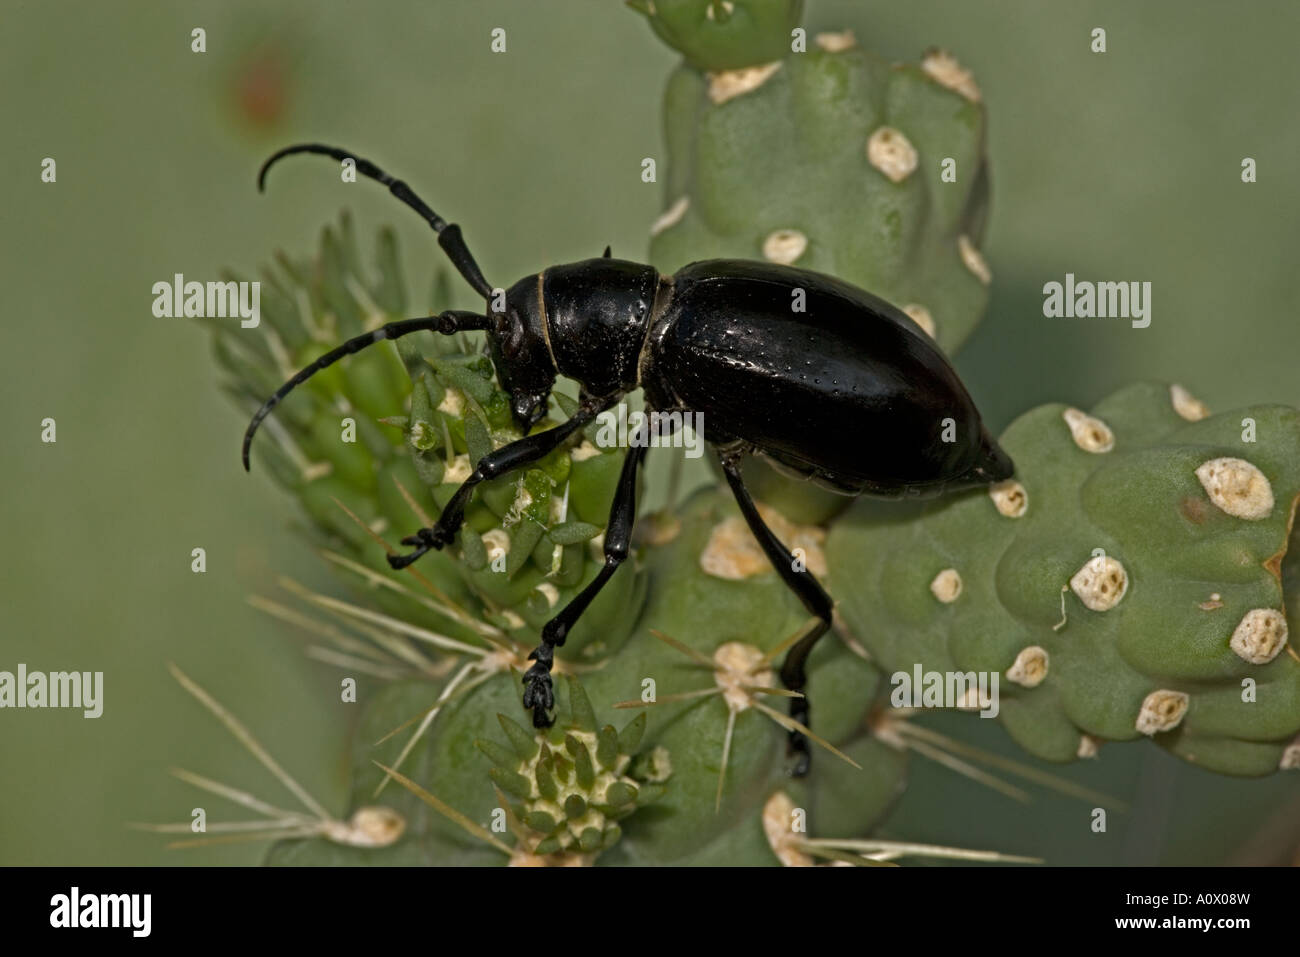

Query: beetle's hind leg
left=523, top=441, right=648, bottom=727
left=717, top=452, right=833, bottom=778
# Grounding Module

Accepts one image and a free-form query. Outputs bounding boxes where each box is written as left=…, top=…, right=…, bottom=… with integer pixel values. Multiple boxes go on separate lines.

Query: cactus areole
left=242, top=143, right=1014, bottom=775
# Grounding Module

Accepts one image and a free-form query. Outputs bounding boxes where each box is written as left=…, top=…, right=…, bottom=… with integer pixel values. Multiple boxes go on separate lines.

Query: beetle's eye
left=502, top=313, right=526, bottom=360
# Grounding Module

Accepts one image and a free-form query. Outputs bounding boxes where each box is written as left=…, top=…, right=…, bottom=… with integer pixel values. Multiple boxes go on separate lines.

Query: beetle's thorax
left=538, top=259, right=662, bottom=397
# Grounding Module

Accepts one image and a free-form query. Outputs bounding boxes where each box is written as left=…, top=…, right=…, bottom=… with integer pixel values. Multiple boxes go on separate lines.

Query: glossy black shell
left=641, top=260, right=1010, bottom=497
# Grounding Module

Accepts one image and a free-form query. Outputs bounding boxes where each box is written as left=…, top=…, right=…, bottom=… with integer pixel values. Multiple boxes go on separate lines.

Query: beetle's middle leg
left=523, top=441, right=648, bottom=727
left=717, top=451, right=832, bottom=778
left=389, top=396, right=614, bottom=569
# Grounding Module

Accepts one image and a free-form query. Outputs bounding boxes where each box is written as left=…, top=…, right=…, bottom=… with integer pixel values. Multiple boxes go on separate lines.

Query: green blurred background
left=2, top=0, right=1298, bottom=865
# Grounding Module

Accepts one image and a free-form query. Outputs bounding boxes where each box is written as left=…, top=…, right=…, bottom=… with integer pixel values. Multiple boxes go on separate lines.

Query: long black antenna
left=242, top=311, right=490, bottom=470
left=258, top=143, right=494, bottom=299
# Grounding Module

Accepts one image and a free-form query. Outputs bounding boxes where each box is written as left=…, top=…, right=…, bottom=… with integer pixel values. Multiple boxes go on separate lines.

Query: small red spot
left=235, top=47, right=288, bottom=128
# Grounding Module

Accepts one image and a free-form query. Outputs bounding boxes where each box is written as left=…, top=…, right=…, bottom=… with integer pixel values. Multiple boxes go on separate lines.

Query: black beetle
left=243, top=143, right=1015, bottom=776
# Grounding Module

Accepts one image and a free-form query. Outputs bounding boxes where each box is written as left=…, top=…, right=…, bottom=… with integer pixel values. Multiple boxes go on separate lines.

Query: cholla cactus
left=189, top=5, right=1299, bottom=871
left=828, top=382, right=1300, bottom=775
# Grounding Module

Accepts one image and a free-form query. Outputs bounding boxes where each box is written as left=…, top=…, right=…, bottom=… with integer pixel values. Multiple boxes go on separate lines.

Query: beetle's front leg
left=388, top=397, right=612, bottom=570
left=523, top=441, right=648, bottom=727
left=718, top=451, right=833, bottom=778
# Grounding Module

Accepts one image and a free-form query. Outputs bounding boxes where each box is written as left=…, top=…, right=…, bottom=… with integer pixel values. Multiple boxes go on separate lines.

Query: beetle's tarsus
left=386, top=547, right=427, bottom=570
left=522, top=661, right=555, bottom=728
left=386, top=525, right=455, bottom=569
left=787, top=698, right=812, bottom=778
left=402, top=525, right=453, bottom=549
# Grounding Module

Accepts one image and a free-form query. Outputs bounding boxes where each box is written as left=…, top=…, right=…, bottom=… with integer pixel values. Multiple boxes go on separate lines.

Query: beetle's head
left=488, top=274, right=558, bottom=430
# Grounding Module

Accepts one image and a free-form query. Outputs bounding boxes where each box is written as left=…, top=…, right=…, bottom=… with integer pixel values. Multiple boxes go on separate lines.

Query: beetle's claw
left=399, top=530, right=435, bottom=548
left=386, top=547, right=427, bottom=570
left=389, top=525, right=455, bottom=567
left=521, top=664, right=555, bottom=728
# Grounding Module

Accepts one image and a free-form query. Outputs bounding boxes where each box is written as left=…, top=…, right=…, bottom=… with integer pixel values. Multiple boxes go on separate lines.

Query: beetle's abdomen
left=648, top=260, right=1000, bottom=496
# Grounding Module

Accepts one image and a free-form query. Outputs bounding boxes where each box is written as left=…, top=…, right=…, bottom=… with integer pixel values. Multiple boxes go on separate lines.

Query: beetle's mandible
left=242, top=144, right=1015, bottom=776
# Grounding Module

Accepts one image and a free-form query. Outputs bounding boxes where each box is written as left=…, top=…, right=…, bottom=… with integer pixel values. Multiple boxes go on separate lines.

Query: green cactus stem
left=828, top=382, right=1300, bottom=776
left=627, top=0, right=805, bottom=72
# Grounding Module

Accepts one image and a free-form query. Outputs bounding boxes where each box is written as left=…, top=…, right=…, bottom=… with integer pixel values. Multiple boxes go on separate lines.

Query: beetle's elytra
left=243, top=143, right=1015, bottom=776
